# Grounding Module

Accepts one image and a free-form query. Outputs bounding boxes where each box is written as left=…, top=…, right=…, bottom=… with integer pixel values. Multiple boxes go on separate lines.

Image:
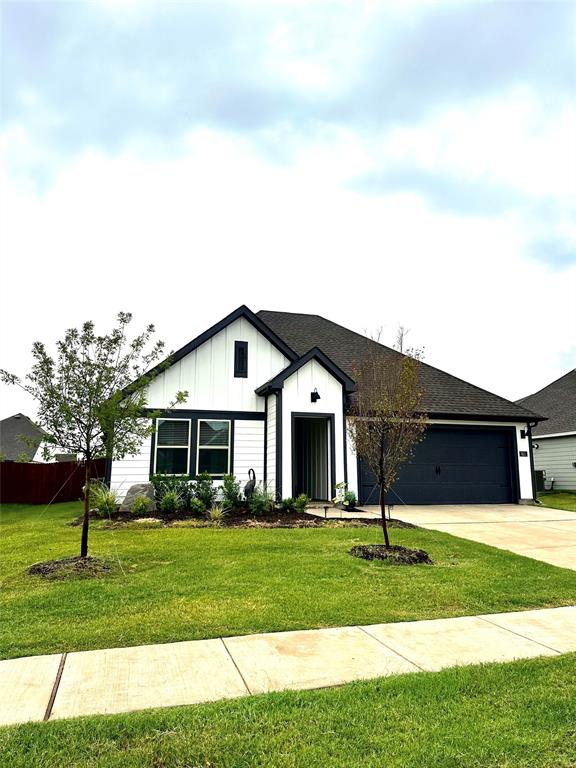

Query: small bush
left=89, top=481, right=119, bottom=517
left=131, top=495, right=151, bottom=517
left=248, top=486, right=276, bottom=516
left=281, top=497, right=295, bottom=512
left=151, top=475, right=194, bottom=508
left=188, top=497, right=206, bottom=517
left=205, top=504, right=226, bottom=524
left=159, top=490, right=181, bottom=515
left=343, top=490, right=357, bottom=508
left=195, top=472, right=218, bottom=509
left=222, top=474, right=242, bottom=509
left=294, top=493, right=310, bottom=514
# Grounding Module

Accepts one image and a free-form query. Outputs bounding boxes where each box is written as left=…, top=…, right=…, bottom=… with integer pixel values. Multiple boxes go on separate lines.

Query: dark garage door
left=358, top=426, right=517, bottom=505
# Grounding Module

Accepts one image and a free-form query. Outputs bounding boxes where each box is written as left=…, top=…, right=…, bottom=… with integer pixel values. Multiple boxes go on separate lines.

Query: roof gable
left=255, top=347, right=356, bottom=395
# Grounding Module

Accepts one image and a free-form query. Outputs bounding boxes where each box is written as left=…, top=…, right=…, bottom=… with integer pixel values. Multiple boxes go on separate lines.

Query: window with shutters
left=197, top=419, right=230, bottom=476
left=154, top=419, right=190, bottom=475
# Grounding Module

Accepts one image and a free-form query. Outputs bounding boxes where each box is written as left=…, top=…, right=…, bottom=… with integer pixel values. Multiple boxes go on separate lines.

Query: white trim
left=153, top=418, right=192, bottom=475
left=534, top=431, right=576, bottom=439
left=196, top=419, right=231, bottom=476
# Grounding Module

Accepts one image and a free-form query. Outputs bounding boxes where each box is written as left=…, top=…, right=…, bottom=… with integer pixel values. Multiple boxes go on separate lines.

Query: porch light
left=311, top=388, right=321, bottom=403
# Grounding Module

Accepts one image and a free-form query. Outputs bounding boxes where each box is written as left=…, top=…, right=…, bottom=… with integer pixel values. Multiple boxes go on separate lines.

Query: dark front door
left=358, top=426, right=517, bottom=505
left=293, top=417, right=329, bottom=500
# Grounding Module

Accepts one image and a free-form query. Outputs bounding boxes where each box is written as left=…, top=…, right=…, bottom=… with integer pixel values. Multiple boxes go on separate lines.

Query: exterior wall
left=110, top=432, right=152, bottom=499
left=345, top=418, right=358, bottom=497
left=345, top=419, right=534, bottom=503
left=145, top=317, right=289, bottom=412
left=533, top=434, right=576, bottom=491
left=280, top=359, right=345, bottom=500
left=233, top=420, right=265, bottom=489
left=266, top=394, right=277, bottom=493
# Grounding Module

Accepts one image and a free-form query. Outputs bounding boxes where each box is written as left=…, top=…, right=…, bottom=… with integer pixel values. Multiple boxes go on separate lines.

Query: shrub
left=222, top=474, right=242, bottom=509
left=188, top=497, right=206, bottom=517
left=205, top=504, right=226, bottom=524
left=343, top=490, right=357, bottom=508
left=248, top=486, right=276, bottom=516
left=89, top=481, right=119, bottom=517
left=281, top=497, right=295, bottom=512
left=159, top=490, right=181, bottom=515
left=194, top=472, right=218, bottom=509
left=293, top=493, right=310, bottom=514
left=131, top=495, right=151, bottom=517
left=151, top=475, right=193, bottom=509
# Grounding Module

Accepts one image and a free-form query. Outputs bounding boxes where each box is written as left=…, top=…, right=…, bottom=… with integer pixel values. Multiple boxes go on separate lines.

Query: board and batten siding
left=266, top=394, right=277, bottom=493
left=233, top=420, right=265, bottom=488
left=145, top=317, right=289, bottom=412
left=533, top=434, right=576, bottom=491
left=110, top=433, right=152, bottom=499
left=281, top=359, right=345, bottom=500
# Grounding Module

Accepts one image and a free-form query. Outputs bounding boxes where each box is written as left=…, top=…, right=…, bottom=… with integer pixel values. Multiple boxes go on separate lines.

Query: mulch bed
left=349, top=544, right=433, bottom=565
left=27, top=556, right=112, bottom=580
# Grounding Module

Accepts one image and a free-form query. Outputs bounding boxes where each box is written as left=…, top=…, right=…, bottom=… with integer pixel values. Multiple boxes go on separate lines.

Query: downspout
left=527, top=421, right=538, bottom=503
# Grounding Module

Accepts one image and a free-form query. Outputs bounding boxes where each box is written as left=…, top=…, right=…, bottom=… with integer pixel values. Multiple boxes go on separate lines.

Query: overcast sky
left=1, top=0, right=575, bottom=420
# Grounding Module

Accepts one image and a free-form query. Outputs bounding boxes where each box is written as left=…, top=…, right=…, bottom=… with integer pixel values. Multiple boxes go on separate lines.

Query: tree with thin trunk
left=347, top=336, right=427, bottom=547
left=1, top=313, right=186, bottom=558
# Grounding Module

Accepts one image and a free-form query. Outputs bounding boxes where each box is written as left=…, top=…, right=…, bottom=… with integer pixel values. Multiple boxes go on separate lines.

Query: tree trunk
left=379, top=484, right=391, bottom=548
left=80, top=456, right=91, bottom=558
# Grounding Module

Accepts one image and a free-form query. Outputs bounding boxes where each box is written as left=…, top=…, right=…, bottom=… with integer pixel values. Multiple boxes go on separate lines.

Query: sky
left=1, top=0, right=575, bottom=420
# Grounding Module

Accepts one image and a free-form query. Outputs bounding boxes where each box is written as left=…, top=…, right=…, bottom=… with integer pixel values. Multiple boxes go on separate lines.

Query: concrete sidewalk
left=2, top=605, right=575, bottom=727
left=317, top=504, right=576, bottom=570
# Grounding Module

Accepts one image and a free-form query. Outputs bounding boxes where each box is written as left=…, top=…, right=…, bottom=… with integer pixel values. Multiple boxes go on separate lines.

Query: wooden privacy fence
left=0, top=459, right=107, bottom=505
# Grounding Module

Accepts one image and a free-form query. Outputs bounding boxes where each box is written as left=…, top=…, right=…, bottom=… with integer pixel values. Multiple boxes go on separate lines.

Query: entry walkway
left=2, top=605, right=575, bottom=727
left=308, top=504, right=576, bottom=570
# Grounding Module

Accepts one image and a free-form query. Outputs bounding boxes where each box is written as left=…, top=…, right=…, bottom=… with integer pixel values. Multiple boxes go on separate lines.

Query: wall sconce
left=311, top=388, right=321, bottom=403
left=520, top=429, right=527, bottom=439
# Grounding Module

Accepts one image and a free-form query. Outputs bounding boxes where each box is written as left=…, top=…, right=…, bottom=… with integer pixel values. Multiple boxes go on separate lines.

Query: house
left=517, top=370, right=576, bottom=492
left=110, top=306, right=542, bottom=506
left=0, top=414, right=47, bottom=462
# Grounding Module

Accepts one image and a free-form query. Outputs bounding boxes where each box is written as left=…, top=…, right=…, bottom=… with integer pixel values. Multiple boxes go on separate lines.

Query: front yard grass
left=1, top=653, right=575, bottom=767
left=538, top=491, right=576, bottom=512
left=1, top=502, right=576, bottom=660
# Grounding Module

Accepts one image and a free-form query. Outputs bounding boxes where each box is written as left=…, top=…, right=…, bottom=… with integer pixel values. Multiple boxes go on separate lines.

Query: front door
left=293, top=417, right=329, bottom=500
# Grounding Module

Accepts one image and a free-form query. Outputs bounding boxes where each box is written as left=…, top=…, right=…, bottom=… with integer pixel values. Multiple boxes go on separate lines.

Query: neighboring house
left=517, top=370, right=576, bottom=492
left=110, top=306, right=541, bottom=506
left=0, top=413, right=47, bottom=461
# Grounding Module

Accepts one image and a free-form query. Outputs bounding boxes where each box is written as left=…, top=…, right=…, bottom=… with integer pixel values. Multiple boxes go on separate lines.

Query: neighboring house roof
left=516, top=369, right=576, bottom=436
left=257, top=310, right=540, bottom=421
left=0, top=413, right=47, bottom=461
left=255, top=347, right=356, bottom=395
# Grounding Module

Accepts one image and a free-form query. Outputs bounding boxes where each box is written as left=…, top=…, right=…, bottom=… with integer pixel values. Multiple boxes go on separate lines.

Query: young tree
left=0, top=313, right=186, bottom=558
left=347, top=337, right=427, bottom=547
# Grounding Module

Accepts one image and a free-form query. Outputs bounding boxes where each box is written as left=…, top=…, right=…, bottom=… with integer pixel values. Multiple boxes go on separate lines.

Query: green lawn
left=538, top=491, right=576, bottom=512
left=1, top=654, right=575, bottom=767
left=1, top=502, right=576, bottom=660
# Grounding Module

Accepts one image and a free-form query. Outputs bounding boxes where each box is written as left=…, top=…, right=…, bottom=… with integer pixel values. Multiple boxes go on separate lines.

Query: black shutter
left=234, top=341, right=248, bottom=378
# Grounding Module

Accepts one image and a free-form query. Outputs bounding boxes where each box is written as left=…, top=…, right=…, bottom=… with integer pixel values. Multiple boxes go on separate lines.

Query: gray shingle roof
left=516, top=370, right=576, bottom=436
left=0, top=414, right=47, bottom=460
left=257, top=310, right=540, bottom=422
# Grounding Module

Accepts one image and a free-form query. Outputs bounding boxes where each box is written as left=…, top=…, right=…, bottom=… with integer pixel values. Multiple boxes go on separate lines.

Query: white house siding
left=533, top=434, right=576, bottom=491
left=266, top=394, right=277, bottom=494
left=280, top=359, right=345, bottom=500
left=110, top=433, right=152, bottom=499
left=345, top=418, right=358, bottom=497
left=233, top=420, right=265, bottom=489
left=145, top=318, right=289, bottom=412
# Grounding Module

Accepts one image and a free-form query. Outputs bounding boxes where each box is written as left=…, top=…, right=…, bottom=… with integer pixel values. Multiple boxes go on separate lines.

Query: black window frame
left=196, top=419, right=231, bottom=477
left=234, top=341, right=248, bottom=378
left=153, top=418, right=191, bottom=476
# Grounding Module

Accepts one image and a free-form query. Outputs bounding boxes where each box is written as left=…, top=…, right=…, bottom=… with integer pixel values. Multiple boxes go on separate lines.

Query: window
left=234, top=341, right=248, bottom=378
left=197, top=420, right=230, bottom=475
left=155, top=419, right=190, bottom=475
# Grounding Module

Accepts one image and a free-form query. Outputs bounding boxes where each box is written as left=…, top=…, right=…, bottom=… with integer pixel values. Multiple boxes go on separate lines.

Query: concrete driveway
left=358, top=504, right=576, bottom=570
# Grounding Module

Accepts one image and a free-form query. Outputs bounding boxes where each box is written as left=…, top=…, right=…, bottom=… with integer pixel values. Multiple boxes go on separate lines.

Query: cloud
left=529, top=236, right=576, bottom=270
